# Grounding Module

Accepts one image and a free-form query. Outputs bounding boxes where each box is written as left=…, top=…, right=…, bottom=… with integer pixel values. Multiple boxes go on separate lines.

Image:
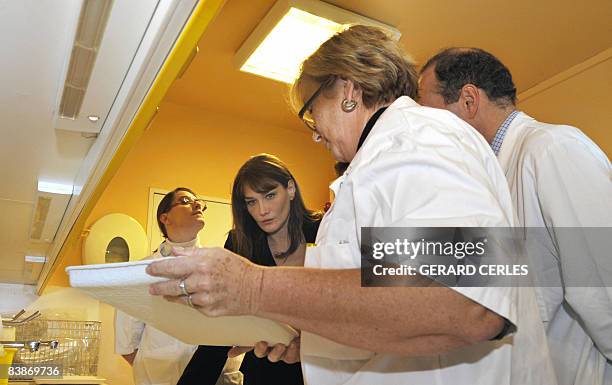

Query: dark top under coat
left=177, top=219, right=320, bottom=385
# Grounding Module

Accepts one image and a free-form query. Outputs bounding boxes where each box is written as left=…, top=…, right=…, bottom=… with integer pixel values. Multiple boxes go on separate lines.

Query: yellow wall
left=517, top=50, right=612, bottom=157
left=45, top=101, right=335, bottom=385
left=49, top=101, right=336, bottom=285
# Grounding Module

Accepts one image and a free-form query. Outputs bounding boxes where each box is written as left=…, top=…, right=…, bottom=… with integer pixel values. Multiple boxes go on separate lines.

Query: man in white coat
left=115, top=188, right=243, bottom=385
left=419, top=47, right=612, bottom=385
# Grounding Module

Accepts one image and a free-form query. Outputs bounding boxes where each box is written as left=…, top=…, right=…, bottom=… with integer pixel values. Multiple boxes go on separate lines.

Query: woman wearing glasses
left=146, top=25, right=553, bottom=385
left=115, top=187, right=243, bottom=385
left=185, top=154, right=322, bottom=385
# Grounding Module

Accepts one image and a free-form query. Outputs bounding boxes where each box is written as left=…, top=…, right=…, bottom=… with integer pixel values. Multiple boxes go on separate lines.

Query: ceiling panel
left=164, top=0, right=612, bottom=132
left=0, top=252, right=25, bottom=272
left=0, top=201, right=33, bottom=247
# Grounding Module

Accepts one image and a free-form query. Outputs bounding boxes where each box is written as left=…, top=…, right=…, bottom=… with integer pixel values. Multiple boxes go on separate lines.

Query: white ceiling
left=0, top=0, right=92, bottom=284
left=0, top=0, right=92, bottom=198
left=0, top=0, right=182, bottom=285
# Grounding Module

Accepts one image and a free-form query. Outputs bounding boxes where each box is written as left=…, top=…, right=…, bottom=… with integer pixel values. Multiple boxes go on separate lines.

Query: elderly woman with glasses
left=146, top=25, right=554, bottom=385
left=115, top=187, right=243, bottom=385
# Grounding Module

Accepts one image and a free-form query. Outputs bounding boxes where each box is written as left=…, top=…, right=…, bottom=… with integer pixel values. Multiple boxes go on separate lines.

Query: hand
left=231, top=337, right=300, bottom=364
left=146, top=247, right=264, bottom=317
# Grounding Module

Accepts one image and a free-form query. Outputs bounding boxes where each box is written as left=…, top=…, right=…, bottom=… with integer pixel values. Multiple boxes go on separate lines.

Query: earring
left=341, top=99, right=357, bottom=112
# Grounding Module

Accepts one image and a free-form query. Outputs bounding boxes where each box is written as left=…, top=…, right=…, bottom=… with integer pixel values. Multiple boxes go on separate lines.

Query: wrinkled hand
left=146, top=247, right=264, bottom=317
left=228, top=337, right=301, bottom=364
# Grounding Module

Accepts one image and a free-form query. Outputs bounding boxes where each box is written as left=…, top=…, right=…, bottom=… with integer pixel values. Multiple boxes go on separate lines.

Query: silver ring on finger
left=186, top=294, right=195, bottom=308
left=178, top=279, right=189, bottom=296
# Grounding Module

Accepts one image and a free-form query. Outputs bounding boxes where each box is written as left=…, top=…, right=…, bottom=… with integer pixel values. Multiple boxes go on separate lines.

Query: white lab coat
left=115, top=239, right=243, bottom=385
left=498, top=112, right=612, bottom=385
left=300, top=97, right=557, bottom=385
left=115, top=309, right=197, bottom=385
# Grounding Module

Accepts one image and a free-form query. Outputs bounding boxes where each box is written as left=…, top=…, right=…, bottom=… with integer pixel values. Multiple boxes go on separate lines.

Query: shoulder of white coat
left=351, top=103, right=498, bottom=183
left=379, top=99, right=489, bottom=154
left=514, top=113, right=598, bottom=157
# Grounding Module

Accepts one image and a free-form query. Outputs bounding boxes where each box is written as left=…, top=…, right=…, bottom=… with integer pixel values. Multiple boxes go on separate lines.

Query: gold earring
left=341, top=99, right=357, bottom=112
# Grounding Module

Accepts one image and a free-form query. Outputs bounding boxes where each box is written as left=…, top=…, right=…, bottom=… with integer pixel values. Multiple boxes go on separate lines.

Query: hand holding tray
left=66, top=260, right=298, bottom=346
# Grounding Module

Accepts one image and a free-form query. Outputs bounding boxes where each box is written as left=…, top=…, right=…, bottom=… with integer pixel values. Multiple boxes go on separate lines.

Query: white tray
left=66, top=260, right=298, bottom=346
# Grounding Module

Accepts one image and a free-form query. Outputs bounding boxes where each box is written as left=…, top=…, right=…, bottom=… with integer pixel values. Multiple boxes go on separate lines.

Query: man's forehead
left=174, top=191, right=194, bottom=200
left=419, top=66, right=436, bottom=82
left=418, top=67, right=438, bottom=92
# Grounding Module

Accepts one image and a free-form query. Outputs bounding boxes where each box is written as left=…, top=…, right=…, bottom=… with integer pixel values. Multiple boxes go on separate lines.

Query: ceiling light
left=25, top=256, right=47, bottom=264
left=88, top=115, right=100, bottom=122
left=59, top=0, right=113, bottom=119
left=234, top=0, right=400, bottom=84
left=37, top=181, right=74, bottom=195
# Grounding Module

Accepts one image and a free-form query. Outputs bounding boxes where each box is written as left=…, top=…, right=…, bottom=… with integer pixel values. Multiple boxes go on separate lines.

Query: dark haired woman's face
left=243, top=182, right=295, bottom=236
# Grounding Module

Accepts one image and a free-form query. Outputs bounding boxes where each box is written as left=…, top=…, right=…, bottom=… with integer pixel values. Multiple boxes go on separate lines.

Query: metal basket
left=11, top=318, right=101, bottom=378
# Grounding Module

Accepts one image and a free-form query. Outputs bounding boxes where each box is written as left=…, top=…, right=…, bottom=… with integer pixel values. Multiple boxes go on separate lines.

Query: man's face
left=162, top=191, right=205, bottom=238
left=419, top=65, right=490, bottom=138
left=418, top=66, right=449, bottom=109
left=419, top=65, right=468, bottom=123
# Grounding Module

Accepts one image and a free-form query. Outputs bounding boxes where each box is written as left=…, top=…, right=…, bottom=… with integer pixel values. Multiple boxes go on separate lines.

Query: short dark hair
left=230, top=154, right=322, bottom=263
left=156, top=187, right=197, bottom=238
left=421, top=48, right=516, bottom=106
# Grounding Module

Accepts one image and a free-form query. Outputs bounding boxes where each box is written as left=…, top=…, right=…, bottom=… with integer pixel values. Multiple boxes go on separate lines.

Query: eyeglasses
left=298, top=83, right=324, bottom=133
left=171, top=196, right=207, bottom=210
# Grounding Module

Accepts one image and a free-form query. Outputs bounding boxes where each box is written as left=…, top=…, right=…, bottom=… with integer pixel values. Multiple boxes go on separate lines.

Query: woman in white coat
left=115, top=187, right=243, bottom=385
left=145, top=26, right=554, bottom=385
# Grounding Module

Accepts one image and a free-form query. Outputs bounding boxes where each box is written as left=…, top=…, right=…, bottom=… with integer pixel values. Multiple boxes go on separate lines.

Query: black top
left=177, top=219, right=321, bottom=385
left=356, top=106, right=388, bottom=153
left=226, top=218, right=320, bottom=266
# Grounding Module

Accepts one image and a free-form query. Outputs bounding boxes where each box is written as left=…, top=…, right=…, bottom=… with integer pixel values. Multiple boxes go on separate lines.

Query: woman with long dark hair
left=184, top=154, right=321, bottom=385
left=228, top=154, right=321, bottom=385
left=228, top=153, right=321, bottom=267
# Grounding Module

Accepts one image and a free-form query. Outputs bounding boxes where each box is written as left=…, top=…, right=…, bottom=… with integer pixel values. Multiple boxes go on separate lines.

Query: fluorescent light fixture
left=87, top=115, right=100, bottom=122
left=37, top=181, right=74, bottom=195
left=25, top=255, right=47, bottom=263
left=234, top=0, right=400, bottom=84
left=59, top=0, right=113, bottom=119
left=241, top=8, right=342, bottom=83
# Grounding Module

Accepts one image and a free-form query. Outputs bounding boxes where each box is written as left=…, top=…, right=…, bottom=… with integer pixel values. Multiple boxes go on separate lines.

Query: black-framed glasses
left=298, top=83, right=325, bottom=132
left=171, top=196, right=207, bottom=210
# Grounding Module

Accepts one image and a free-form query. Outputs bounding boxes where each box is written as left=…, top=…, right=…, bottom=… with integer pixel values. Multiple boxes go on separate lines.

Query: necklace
left=270, top=242, right=307, bottom=267
left=273, top=254, right=289, bottom=266
left=270, top=246, right=291, bottom=263
left=267, top=237, right=291, bottom=265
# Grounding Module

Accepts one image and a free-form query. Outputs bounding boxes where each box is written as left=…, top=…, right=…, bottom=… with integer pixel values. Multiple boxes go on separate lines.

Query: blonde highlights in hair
left=290, top=25, right=418, bottom=112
